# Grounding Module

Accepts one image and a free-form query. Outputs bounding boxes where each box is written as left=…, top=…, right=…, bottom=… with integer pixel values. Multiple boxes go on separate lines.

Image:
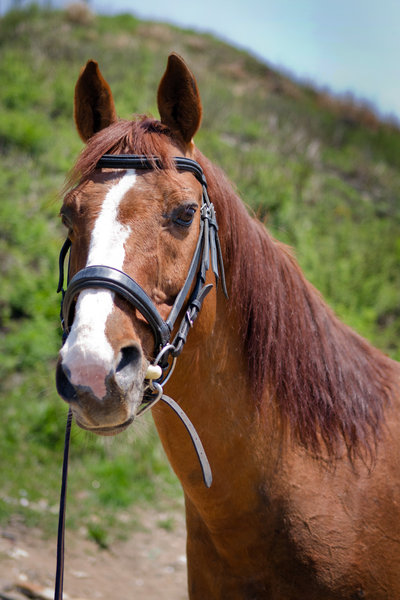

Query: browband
left=97, top=154, right=207, bottom=186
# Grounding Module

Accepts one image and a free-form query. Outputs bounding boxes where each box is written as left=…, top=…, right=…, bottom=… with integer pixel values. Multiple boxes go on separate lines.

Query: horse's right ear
left=74, top=60, right=117, bottom=143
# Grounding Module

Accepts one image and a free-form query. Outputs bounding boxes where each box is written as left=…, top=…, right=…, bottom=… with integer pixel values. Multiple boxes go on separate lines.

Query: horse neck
left=153, top=157, right=398, bottom=517
left=151, top=280, right=273, bottom=517
left=157, top=184, right=397, bottom=470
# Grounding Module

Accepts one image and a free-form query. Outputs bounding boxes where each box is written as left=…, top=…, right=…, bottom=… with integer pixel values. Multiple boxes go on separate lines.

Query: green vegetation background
left=1, top=4, right=399, bottom=544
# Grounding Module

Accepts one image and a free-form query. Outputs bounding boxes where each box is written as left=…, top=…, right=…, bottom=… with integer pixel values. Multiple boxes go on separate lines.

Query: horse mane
left=195, top=150, right=399, bottom=459
left=67, top=116, right=399, bottom=458
left=65, top=117, right=179, bottom=190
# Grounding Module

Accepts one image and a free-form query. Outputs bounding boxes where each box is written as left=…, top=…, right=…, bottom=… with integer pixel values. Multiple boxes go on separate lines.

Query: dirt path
left=0, top=509, right=188, bottom=600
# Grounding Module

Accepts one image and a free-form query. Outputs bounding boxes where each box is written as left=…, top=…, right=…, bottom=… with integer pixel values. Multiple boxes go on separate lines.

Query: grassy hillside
left=1, top=3, right=400, bottom=542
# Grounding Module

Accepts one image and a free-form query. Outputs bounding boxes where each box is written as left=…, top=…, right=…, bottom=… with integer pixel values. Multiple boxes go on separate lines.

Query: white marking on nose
left=61, top=171, right=136, bottom=398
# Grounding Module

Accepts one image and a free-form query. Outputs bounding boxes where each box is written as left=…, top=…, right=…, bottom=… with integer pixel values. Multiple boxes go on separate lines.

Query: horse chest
left=185, top=508, right=395, bottom=600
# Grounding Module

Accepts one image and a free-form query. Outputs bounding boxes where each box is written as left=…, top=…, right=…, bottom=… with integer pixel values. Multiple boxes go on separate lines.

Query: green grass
left=0, top=4, right=400, bottom=541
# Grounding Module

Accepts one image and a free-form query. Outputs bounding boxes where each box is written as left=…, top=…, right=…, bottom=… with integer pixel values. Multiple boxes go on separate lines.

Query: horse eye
left=173, top=204, right=197, bottom=228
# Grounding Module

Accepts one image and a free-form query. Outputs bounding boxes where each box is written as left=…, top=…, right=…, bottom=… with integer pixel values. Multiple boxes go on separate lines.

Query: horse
left=56, top=54, right=400, bottom=599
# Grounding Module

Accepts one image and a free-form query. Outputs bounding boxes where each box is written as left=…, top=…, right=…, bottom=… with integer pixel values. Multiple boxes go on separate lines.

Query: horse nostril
left=116, top=345, right=141, bottom=372
left=56, top=362, right=77, bottom=402
left=115, top=344, right=142, bottom=391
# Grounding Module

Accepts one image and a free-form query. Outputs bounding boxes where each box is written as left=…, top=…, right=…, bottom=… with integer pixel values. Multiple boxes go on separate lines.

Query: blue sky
left=3, top=0, right=400, bottom=120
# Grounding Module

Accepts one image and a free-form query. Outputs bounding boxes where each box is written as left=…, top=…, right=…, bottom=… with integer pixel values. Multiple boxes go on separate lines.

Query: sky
left=3, top=0, right=400, bottom=120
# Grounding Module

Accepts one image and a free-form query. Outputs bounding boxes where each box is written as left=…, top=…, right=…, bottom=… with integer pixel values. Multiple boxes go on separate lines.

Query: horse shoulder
left=270, top=402, right=400, bottom=598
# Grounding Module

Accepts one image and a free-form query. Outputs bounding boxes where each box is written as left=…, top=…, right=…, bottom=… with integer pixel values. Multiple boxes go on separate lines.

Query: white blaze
left=60, top=171, right=136, bottom=398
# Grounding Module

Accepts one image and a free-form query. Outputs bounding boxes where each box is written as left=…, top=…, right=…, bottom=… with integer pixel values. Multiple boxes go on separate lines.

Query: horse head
left=56, top=55, right=220, bottom=435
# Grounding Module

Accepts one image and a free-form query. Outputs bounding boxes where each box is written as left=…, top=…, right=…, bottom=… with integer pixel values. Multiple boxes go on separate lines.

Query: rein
left=54, top=155, right=227, bottom=600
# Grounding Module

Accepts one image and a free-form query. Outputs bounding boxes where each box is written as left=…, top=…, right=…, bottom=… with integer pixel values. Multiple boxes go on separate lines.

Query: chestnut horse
left=56, top=54, right=400, bottom=599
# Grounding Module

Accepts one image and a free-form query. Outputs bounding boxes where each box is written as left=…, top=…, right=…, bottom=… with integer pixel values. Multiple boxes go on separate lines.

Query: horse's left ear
left=157, top=53, right=202, bottom=144
left=74, top=60, right=117, bottom=143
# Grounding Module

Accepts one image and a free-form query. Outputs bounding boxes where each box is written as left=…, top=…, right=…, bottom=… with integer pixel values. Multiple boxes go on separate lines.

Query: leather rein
left=54, top=155, right=227, bottom=600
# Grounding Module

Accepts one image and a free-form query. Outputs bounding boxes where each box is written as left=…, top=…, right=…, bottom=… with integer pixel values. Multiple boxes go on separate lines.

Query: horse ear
left=74, top=60, right=117, bottom=143
left=157, top=53, right=202, bottom=144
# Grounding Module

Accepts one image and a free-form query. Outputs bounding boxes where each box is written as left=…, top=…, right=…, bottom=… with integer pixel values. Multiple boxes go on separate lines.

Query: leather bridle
left=55, top=155, right=227, bottom=600
left=58, top=154, right=227, bottom=385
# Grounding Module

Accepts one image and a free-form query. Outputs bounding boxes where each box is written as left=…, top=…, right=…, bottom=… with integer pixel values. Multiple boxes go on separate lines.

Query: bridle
left=58, top=152, right=227, bottom=471
left=58, top=154, right=227, bottom=393
left=54, top=154, right=227, bottom=600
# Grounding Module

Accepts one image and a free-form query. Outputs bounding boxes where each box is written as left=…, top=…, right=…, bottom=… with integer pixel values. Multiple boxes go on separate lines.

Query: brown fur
left=65, top=114, right=398, bottom=459
left=192, top=151, right=399, bottom=459
left=65, top=117, right=179, bottom=190
left=60, top=54, right=400, bottom=599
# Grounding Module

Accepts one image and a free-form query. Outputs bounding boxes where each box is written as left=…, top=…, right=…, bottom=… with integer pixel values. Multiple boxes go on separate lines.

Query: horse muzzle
left=55, top=342, right=146, bottom=435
